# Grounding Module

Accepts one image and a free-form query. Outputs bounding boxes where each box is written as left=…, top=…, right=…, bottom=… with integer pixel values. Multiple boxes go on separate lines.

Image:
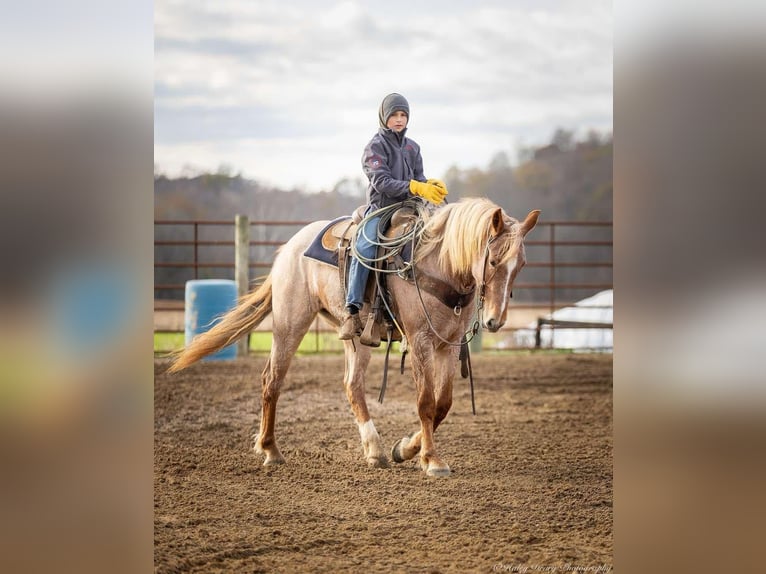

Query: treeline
left=155, top=129, right=612, bottom=302
left=442, top=128, right=612, bottom=222
left=155, top=127, right=611, bottom=222
left=154, top=170, right=367, bottom=223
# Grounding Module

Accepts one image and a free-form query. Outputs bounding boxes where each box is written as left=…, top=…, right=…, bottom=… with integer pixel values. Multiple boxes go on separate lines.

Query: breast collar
left=412, top=271, right=476, bottom=312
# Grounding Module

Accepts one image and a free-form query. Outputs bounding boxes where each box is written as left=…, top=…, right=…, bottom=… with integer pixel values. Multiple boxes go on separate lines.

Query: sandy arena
left=155, top=353, right=612, bottom=573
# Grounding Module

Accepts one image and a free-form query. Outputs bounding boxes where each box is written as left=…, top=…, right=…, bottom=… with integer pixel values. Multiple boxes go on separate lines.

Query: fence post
left=235, top=214, right=250, bottom=357
left=549, top=223, right=556, bottom=349
left=535, top=317, right=543, bottom=349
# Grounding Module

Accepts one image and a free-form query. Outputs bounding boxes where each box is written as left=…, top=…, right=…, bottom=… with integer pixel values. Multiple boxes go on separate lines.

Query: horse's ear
left=520, top=210, right=541, bottom=237
left=490, top=208, right=505, bottom=236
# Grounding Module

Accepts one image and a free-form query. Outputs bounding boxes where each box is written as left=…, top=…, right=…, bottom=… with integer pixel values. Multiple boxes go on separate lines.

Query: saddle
left=325, top=204, right=418, bottom=347
left=310, top=203, right=470, bottom=345
left=319, top=204, right=413, bottom=250
left=320, top=211, right=359, bottom=252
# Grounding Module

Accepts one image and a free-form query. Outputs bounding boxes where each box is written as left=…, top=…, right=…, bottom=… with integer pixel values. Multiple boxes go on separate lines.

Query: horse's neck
left=417, top=249, right=474, bottom=294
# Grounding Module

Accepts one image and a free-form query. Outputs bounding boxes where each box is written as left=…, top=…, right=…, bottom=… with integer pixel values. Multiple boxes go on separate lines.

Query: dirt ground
left=155, top=353, right=612, bottom=573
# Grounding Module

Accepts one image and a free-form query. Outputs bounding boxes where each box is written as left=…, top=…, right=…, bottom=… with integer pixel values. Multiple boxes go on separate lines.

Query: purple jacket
left=361, top=127, right=427, bottom=210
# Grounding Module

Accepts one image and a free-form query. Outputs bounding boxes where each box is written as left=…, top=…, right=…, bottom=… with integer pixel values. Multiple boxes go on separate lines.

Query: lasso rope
left=351, top=199, right=482, bottom=415
left=350, top=199, right=428, bottom=274
left=351, top=199, right=429, bottom=340
left=411, top=239, right=488, bottom=348
left=350, top=199, right=484, bottom=347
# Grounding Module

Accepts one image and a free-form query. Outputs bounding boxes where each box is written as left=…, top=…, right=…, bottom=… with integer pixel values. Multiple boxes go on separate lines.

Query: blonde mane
left=416, top=198, right=519, bottom=280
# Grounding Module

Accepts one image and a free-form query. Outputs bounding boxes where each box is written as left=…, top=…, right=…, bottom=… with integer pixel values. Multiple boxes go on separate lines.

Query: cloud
left=155, top=0, right=612, bottom=190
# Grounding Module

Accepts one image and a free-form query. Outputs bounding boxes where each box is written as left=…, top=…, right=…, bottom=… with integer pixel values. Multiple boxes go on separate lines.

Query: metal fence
left=154, top=218, right=612, bottom=350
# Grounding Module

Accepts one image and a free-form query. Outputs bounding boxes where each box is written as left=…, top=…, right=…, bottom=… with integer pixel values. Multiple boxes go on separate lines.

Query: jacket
left=361, top=127, right=426, bottom=210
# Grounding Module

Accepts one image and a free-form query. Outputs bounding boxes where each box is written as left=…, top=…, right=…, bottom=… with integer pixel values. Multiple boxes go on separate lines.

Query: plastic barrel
left=185, top=279, right=238, bottom=361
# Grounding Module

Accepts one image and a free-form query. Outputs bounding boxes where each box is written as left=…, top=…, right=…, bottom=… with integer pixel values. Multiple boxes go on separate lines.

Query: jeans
left=346, top=214, right=381, bottom=311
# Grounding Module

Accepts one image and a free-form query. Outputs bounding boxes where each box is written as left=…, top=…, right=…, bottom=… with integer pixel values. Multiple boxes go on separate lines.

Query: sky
left=154, top=0, right=612, bottom=192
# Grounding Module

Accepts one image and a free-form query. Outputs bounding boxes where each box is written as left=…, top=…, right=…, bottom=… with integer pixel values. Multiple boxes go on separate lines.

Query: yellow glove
left=427, top=178, right=448, bottom=194
left=409, top=180, right=447, bottom=205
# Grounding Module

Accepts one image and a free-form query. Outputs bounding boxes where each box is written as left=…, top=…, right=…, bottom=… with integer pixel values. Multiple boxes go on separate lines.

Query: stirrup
left=359, top=312, right=381, bottom=347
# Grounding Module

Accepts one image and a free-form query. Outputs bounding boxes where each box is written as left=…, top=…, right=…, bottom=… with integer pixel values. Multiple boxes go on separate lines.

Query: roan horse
left=169, top=197, right=540, bottom=477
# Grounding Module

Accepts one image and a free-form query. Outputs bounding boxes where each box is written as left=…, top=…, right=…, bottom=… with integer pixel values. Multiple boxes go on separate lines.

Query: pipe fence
left=154, top=217, right=612, bottom=351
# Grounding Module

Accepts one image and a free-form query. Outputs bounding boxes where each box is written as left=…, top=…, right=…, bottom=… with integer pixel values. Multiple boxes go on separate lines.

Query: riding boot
left=338, top=312, right=363, bottom=340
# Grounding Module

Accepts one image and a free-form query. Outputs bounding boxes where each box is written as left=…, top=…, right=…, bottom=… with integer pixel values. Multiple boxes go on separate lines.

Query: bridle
left=396, top=222, right=511, bottom=415
left=410, top=231, right=501, bottom=416
left=413, top=230, right=501, bottom=348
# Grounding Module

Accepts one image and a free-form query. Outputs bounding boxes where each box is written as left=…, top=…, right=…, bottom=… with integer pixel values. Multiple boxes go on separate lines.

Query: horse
left=168, top=197, right=540, bottom=477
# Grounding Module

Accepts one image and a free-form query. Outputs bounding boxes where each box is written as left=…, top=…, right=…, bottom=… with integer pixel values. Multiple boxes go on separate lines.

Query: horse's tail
left=167, top=275, right=273, bottom=373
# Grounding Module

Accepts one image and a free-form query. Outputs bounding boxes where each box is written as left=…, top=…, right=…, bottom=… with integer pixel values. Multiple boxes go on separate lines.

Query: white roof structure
left=515, top=290, right=613, bottom=351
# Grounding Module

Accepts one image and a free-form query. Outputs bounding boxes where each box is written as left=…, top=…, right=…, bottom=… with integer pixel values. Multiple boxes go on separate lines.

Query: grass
left=154, top=330, right=576, bottom=357
left=155, top=330, right=370, bottom=356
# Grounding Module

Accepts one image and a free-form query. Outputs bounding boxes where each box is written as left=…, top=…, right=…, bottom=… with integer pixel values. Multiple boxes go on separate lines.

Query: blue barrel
left=185, top=279, right=238, bottom=361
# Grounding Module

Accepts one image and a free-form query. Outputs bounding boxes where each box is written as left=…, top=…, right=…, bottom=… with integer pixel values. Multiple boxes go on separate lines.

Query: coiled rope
left=350, top=199, right=429, bottom=275
left=350, top=199, right=481, bottom=347
left=351, top=198, right=480, bottom=414
left=350, top=199, right=429, bottom=339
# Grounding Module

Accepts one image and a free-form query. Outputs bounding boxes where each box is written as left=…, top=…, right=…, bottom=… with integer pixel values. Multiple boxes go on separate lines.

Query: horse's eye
left=489, top=260, right=497, bottom=267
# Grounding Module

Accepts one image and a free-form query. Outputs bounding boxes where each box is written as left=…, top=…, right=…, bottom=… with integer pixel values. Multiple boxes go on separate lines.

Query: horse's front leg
left=342, top=341, right=388, bottom=468
left=392, top=342, right=455, bottom=477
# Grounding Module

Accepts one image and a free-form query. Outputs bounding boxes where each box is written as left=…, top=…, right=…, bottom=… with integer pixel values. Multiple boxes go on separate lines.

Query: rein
left=354, top=200, right=497, bottom=348
left=409, top=234, right=496, bottom=417
left=353, top=200, right=430, bottom=340
left=366, top=203, right=500, bottom=416
left=412, top=234, right=496, bottom=348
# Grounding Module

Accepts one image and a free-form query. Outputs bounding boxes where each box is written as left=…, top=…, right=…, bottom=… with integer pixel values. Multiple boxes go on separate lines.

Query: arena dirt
left=155, top=353, right=612, bottom=573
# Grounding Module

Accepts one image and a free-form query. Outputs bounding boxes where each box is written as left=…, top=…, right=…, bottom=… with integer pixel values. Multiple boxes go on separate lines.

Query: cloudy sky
left=155, top=0, right=612, bottom=192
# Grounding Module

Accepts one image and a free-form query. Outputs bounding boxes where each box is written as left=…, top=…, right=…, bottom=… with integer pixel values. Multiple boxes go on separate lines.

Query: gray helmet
left=378, top=93, right=410, bottom=129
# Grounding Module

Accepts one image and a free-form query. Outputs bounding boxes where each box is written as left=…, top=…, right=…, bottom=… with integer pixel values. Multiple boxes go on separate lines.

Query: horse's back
left=273, top=220, right=330, bottom=266
left=270, top=220, right=345, bottom=317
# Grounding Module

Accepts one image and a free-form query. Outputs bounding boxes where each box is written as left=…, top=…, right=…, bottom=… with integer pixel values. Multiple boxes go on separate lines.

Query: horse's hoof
left=263, top=456, right=285, bottom=466
left=367, top=455, right=389, bottom=469
left=426, top=464, right=451, bottom=478
left=391, top=436, right=409, bottom=463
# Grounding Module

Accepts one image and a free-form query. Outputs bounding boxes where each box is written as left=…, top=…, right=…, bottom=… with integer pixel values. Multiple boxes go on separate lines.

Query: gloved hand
left=427, top=178, right=448, bottom=194
left=409, top=180, right=447, bottom=205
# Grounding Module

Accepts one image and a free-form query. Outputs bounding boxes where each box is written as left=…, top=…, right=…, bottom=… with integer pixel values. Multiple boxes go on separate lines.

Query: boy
left=339, top=93, right=448, bottom=340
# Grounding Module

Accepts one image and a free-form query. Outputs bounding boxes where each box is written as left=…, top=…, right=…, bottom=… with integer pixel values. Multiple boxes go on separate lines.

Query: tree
left=515, top=143, right=535, bottom=164
left=443, top=164, right=466, bottom=201
left=488, top=151, right=512, bottom=172
left=514, top=160, right=552, bottom=193
left=551, top=128, right=575, bottom=152
left=331, top=176, right=366, bottom=199
left=585, top=129, right=602, bottom=147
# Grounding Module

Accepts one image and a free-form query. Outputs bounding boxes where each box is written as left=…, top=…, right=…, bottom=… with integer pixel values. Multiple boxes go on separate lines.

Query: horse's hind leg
left=254, top=354, right=286, bottom=465
left=343, top=342, right=388, bottom=468
left=254, top=316, right=314, bottom=466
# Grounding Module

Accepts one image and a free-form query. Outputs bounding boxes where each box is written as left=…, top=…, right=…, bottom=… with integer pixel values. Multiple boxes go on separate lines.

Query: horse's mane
left=416, top=198, right=519, bottom=279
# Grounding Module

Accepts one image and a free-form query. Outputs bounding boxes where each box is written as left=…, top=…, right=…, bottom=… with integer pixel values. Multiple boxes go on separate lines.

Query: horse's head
left=474, top=208, right=540, bottom=332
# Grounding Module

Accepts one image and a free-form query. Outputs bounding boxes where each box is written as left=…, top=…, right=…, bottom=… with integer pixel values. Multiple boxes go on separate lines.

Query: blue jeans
left=346, top=214, right=381, bottom=311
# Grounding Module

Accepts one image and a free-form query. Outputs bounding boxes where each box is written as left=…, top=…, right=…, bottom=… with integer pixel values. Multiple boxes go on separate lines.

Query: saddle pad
left=303, top=216, right=352, bottom=267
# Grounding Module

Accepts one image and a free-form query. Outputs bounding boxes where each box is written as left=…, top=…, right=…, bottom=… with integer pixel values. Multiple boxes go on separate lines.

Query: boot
left=338, top=312, right=363, bottom=340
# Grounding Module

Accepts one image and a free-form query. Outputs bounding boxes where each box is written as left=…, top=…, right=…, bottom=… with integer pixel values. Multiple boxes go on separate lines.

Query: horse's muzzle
left=485, top=318, right=504, bottom=332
